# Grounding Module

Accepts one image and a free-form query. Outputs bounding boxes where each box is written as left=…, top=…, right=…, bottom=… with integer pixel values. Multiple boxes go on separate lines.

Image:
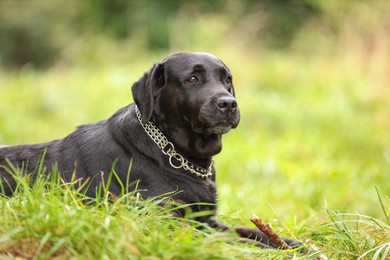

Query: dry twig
left=250, top=214, right=291, bottom=250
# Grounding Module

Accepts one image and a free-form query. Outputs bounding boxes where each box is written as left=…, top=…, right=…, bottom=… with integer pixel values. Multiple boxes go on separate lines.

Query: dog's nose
left=217, top=96, right=237, bottom=113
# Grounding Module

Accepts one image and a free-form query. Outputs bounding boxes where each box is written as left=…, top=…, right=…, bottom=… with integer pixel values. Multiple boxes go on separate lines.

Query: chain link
left=135, top=106, right=213, bottom=179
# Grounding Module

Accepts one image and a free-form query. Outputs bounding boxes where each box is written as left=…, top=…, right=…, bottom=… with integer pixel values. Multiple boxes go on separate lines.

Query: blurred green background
left=0, top=0, right=389, bottom=223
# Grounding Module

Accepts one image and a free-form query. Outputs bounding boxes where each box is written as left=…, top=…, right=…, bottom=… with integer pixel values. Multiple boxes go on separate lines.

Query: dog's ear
left=131, top=62, right=165, bottom=123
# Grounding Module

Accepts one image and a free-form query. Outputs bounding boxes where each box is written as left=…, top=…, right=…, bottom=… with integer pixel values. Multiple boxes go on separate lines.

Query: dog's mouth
left=190, top=108, right=240, bottom=138
left=204, top=124, right=233, bottom=135
left=192, top=122, right=236, bottom=136
left=186, top=113, right=240, bottom=157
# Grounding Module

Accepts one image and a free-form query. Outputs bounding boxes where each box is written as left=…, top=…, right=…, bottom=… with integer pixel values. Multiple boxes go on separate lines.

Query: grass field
left=0, top=47, right=389, bottom=258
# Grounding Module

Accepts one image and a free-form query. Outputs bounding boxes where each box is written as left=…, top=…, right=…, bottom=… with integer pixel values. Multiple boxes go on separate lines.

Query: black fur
left=0, top=52, right=302, bottom=249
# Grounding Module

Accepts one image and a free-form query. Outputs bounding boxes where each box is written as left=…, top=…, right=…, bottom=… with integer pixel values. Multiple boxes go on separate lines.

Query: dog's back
left=0, top=106, right=138, bottom=197
left=0, top=143, right=51, bottom=195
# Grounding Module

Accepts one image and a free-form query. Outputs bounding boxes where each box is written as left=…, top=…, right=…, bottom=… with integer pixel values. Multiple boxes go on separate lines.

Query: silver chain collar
left=135, top=105, right=213, bottom=179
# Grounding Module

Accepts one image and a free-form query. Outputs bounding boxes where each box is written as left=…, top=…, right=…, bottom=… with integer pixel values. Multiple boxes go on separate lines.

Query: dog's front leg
left=202, top=217, right=284, bottom=249
left=235, top=227, right=304, bottom=250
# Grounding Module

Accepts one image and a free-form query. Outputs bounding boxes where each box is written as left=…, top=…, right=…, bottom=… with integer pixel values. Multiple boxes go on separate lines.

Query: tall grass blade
left=375, top=186, right=390, bottom=226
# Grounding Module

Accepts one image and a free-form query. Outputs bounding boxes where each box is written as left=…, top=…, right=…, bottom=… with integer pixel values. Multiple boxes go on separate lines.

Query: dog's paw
left=283, top=237, right=306, bottom=253
left=283, top=237, right=304, bottom=248
left=235, top=227, right=305, bottom=252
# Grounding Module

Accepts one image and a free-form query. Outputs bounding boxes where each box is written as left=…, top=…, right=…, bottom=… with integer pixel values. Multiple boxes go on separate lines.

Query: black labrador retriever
left=0, top=52, right=301, bottom=249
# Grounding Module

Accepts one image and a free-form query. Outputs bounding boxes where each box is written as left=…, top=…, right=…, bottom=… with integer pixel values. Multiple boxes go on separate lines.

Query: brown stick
left=250, top=214, right=291, bottom=250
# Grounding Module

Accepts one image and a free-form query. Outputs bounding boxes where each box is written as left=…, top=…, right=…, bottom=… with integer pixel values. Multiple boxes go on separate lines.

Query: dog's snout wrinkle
left=216, top=96, right=237, bottom=114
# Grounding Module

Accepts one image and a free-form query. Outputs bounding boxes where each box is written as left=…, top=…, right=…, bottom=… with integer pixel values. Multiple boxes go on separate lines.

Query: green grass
left=0, top=46, right=389, bottom=258
left=0, top=168, right=306, bottom=259
left=0, top=166, right=389, bottom=259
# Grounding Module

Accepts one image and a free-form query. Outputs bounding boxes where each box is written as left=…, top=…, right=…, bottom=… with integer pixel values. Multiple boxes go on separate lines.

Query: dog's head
left=132, top=52, right=240, bottom=158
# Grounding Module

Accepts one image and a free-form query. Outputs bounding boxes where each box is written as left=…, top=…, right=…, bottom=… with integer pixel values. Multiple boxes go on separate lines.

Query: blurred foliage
left=2, top=0, right=389, bottom=70
left=0, top=0, right=321, bottom=68
left=0, top=1, right=81, bottom=68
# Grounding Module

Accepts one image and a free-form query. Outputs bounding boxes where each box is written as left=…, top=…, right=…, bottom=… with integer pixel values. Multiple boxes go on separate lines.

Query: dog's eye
left=186, top=76, right=199, bottom=84
left=224, top=77, right=232, bottom=85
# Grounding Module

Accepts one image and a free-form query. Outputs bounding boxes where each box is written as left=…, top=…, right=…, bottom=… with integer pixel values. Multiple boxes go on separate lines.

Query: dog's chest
left=175, top=177, right=217, bottom=204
